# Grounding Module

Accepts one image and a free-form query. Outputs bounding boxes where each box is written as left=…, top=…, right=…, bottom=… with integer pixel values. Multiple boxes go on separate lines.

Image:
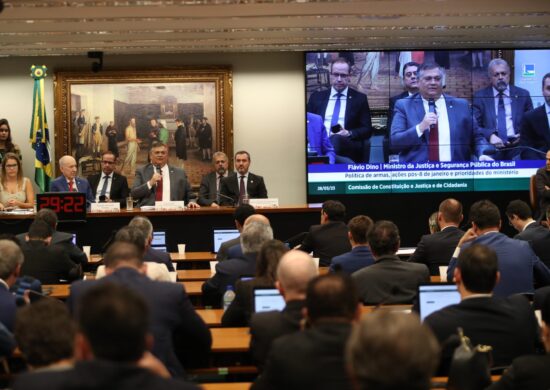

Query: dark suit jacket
left=20, top=240, right=81, bottom=284
left=198, top=171, right=220, bottom=206
left=0, top=283, right=16, bottom=331
left=12, top=360, right=199, bottom=390
left=387, top=91, right=409, bottom=131
left=424, top=295, right=539, bottom=375
left=535, top=167, right=550, bottom=216
left=515, top=223, right=550, bottom=268
left=249, top=299, right=305, bottom=369
left=219, top=172, right=268, bottom=206
left=252, top=322, right=353, bottom=390
left=487, top=353, right=550, bottom=390
left=533, top=285, right=550, bottom=310
left=329, top=245, right=375, bottom=274
left=307, top=112, right=335, bottom=164
left=49, top=175, right=94, bottom=205
left=87, top=171, right=129, bottom=204
left=352, top=254, right=430, bottom=305
left=299, top=221, right=351, bottom=266
left=447, top=232, right=550, bottom=296
left=472, top=85, right=533, bottom=140
left=216, top=236, right=241, bottom=261
left=307, top=87, right=373, bottom=141
left=68, top=268, right=211, bottom=377
left=390, top=93, right=485, bottom=162
left=519, top=104, right=550, bottom=159
left=409, top=226, right=464, bottom=275
left=144, top=247, right=174, bottom=272
left=16, top=230, right=88, bottom=265
left=131, top=164, right=193, bottom=207
left=201, top=252, right=258, bottom=307
left=221, top=277, right=273, bottom=327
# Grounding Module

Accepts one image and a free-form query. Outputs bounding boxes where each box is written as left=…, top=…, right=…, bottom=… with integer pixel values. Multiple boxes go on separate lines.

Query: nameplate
left=154, top=201, right=185, bottom=210
left=90, top=202, right=121, bottom=212
left=248, top=198, right=279, bottom=208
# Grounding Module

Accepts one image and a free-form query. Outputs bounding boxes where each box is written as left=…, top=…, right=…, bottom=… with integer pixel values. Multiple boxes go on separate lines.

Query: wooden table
left=202, top=383, right=251, bottom=390
left=178, top=267, right=329, bottom=281
left=171, top=252, right=217, bottom=262
left=197, top=309, right=224, bottom=327
left=210, top=327, right=251, bottom=353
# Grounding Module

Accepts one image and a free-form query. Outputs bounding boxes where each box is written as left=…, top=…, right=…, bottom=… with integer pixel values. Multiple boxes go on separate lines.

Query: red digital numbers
left=63, top=196, right=74, bottom=212
left=37, top=194, right=86, bottom=217
left=73, top=196, right=85, bottom=212
left=50, top=196, right=60, bottom=212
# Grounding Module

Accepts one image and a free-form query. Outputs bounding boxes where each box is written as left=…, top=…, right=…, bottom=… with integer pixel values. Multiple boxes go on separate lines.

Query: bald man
left=226, top=214, right=271, bottom=260
left=50, top=155, right=94, bottom=205
left=249, top=250, right=318, bottom=369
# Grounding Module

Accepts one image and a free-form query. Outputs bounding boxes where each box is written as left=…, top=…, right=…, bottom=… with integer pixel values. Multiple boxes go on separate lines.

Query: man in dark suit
left=519, top=73, right=550, bottom=159
left=67, top=240, right=211, bottom=377
left=252, top=273, right=359, bottom=390
left=307, top=57, right=373, bottom=163
left=249, top=250, right=318, bottom=369
left=14, top=282, right=199, bottom=390
left=131, top=141, right=199, bottom=208
left=128, top=216, right=174, bottom=272
left=88, top=151, right=129, bottom=205
left=219, top=150, right=267, bottom=206
left=535, top=150, right=550, bottom=215
left=425, top=244, right=540, bottom=375
left=216, top=204, right=256, bottom=261
left=306, top=112, right=338, bottom=164
left=409, top=198, right=464, bottom=275
left=49, top=155, right=94, bottom=205
left=202, top=221, right=273, bottom=307
left=447, top=200, right=550, bottom=296
left=390, top=62, right=486, bottom=163
left=198, top=151, right=232, bottom=207
left=0, top=239, right=23, bottom=332
left=352, top=220, right=429, bottom=305
left=329, top=214, right=375, bottom=274
left=299, top=200, right=351, bottom=267
left=387, top=61, right=419, bottom=130
left=473, top=58, right=533, bottom=160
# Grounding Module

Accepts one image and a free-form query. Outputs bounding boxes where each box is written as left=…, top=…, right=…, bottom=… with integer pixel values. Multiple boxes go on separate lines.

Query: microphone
left=216, top=192, right=237, bottom=206
left=156, top=165, right=162, bottom=175
left=428, top=98, right=436, bottom=131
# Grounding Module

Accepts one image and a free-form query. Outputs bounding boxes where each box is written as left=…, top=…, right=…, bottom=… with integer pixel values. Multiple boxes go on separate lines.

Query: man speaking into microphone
left=131, top=141, right=199, bottom=208
left=390, top=62, right=486, bottom=163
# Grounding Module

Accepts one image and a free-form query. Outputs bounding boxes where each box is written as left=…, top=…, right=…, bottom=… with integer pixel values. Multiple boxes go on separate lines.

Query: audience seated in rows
left=409, top=198, right=464, bottom=275
left=12, top=283, right=199, bottom=389
left=329, top=214, right=375, bottom=274
left=128, top=215, right=174, bottom=272
left=250, top=250, right=318, bottom=369
left=425, top=244, right=540, bottom=375
left=221, top=239, right=288, bottom=327
left=299, top=200, right=351, bottom=266
left=216, top=204, right=255, bottom=261
left=447, top=200, right=550, bottom=295
left=352, top=220, right=429, bottom=304
left=225, top=213, right=271, bottom=260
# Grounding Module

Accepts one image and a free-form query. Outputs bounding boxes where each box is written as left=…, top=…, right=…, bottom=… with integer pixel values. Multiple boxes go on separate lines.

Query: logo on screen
left=522, top=64, right=535, bottom=77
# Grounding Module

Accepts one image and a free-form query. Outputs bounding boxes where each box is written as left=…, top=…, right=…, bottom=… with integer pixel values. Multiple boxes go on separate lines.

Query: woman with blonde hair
left=0, top=153, right=34, bottom=210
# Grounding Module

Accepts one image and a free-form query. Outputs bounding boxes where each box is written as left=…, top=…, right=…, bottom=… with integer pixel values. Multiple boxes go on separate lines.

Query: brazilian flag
left=29, top=65, right=53, bottom=192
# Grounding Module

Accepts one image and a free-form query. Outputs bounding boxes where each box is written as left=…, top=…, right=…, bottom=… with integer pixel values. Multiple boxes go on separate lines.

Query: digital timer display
left=36, top=193, right=87, bottom=221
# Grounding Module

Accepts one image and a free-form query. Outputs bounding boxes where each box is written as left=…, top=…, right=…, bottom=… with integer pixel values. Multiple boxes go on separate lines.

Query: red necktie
left=155, top=168, right=163, bottom=201
left=68, top=180, right=74, bottom=192
left=428, top=99, right=439, bottom=161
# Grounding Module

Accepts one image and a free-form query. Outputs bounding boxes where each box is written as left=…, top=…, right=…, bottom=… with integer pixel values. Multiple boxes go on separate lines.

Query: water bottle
left=222, top=285, right=236, bottom=311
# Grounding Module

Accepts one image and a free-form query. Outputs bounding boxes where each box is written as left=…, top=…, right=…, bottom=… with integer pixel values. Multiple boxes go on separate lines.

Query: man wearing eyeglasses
left=88, top=151, right=129, bottom=205
left=307, top=57, right=373, bottom=163
left=387, top=61, right=420, bottom=130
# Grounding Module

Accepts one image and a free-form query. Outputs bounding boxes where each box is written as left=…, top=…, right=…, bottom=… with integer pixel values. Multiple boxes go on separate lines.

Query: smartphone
left=330, top=124, right=342, bottom=133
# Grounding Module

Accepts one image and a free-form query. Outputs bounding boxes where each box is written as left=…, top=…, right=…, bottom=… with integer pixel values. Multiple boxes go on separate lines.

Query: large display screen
left=305, top=50, right=550, bottom=197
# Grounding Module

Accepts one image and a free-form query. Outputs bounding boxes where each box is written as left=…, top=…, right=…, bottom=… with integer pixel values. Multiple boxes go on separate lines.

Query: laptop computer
left=418, top=284, right=460, bottom=321
left=213, top=228, right=240, bottom=253
left=151, top=231, right=167, bottom=252
left=253, top=287, right=285, bottom=313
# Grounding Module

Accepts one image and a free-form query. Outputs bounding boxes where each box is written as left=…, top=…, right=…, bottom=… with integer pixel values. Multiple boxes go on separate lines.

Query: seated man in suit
left=216, top=204, right=256, bottom=261
left=13, top=283, right=199, bottom=389
left=390, top=62, right=486, bottom=163
left=387, top=61, right=420, bottom=130
left=299, top=200, right=351, bottom=267
left=249, top=250, right=318, bottom=369
left=447, top=200, right=550, bottom=295
left=425, top=244, right=540, bottom=375
left=307, top=57, right=373, bottom=163
left=519, top=72, right=550, bottom=159
left=16, top=208, right=87, bottom=266
left=0, top=239, right=23, bottom=332
left=329, top=214, right=375, bottom=274
left=352, top=220, right=429, bottom=305
left=67, top=240, right=211, bottom=377
left=49, top=155, right=94, bottom=205
left=346, top=311, right=439, bottom=390
left=219, top=150, right=267, bottom=206
left=128, top=216, right=174, bottom=272
left=253, top=273, right=360, bottom=390
left=202, top=221, right=273, bottom=307
left=409, top=198, right=464, bottom=275
left=131, top=141, right=199, bottom=208
left=473, top=58, right=533, bottom=160
left=306, top=112, right=339, bottom=164
left=87, top=151, right=129, bottom=205
left=197, top=151, right=231, bottom=207
left=224, top=214, right=271, bottom=261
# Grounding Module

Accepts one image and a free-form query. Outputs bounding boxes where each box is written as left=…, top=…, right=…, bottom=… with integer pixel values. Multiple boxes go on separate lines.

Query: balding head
left=0, top=239, right=24, bottom=284
left=58, top=155, right=77, bottom=180
left=244, top=214, right=270, bottom=227
left=276, top=250, right=318, bottom=301
left=438, top=198, right=463, bottom=226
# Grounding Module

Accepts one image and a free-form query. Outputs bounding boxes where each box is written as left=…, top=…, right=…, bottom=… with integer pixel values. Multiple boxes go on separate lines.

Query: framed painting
left=53, top=67, right=233, bottom=188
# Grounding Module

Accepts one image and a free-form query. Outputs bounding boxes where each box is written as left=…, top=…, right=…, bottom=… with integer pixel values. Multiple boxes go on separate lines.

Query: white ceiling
left=0, top=0, right=549, bottom=57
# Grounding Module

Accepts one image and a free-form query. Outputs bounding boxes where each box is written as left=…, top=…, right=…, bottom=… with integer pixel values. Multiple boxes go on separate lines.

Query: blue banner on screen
left=305, top=49, right=550, bottom=195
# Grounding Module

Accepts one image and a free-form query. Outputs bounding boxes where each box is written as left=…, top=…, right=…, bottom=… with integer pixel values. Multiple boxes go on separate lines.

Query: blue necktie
left=99, top=175, right=110, bottom=198
left=331, top=93, right=343, bottom=127
left=497, top=92, right=507, bottom=141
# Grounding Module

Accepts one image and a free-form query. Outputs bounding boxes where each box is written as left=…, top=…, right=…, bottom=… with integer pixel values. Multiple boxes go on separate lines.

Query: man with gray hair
left=473, top=58, right=533, bottom=160
left=0, top=239, right=24, bottom=331
left=250, top=250, right=318, bottom=368
left=49, top=155, right=94, bottom=205
left=198, top=151, right=233, bottom=207
left=202, top=220, right=273, bottom=307
left=128, top=216, right=173, bottom=272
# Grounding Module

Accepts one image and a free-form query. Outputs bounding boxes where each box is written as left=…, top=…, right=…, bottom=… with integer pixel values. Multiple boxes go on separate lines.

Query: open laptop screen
left=418, top=284, right=460, bottom=322
left=213, top=228, right=240, bottom=253
left=151, top=231, right=167, bottom=252
left=254, top=288, right=285, bottom=313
